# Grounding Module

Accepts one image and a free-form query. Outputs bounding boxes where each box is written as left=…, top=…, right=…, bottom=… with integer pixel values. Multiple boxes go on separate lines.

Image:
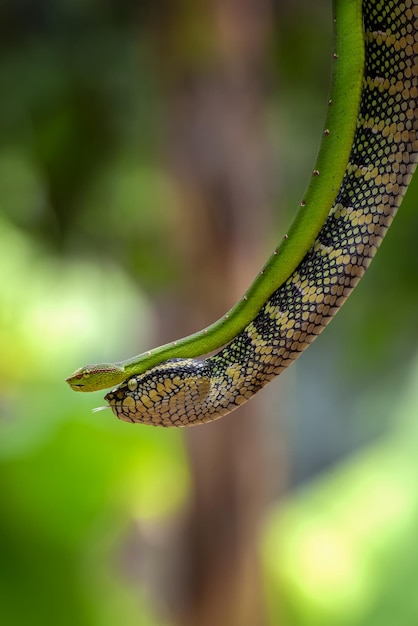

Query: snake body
left=72, top=0, right=418, bottom=426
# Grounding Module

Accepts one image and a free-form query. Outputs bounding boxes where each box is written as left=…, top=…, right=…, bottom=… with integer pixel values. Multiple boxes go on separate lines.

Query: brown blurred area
left=147, top=1, right=275, bottom=623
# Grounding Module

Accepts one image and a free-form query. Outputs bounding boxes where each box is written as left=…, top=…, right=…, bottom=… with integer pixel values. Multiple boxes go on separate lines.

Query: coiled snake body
left=68, top=0, right=418, bottom=427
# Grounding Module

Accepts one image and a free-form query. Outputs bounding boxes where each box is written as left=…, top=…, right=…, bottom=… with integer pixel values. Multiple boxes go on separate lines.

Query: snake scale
left=69, top=0, right=418, bottom=427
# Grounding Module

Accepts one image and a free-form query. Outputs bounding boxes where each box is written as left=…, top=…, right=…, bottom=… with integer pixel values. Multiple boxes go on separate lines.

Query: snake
left=67, top=0, right=418, bottom=427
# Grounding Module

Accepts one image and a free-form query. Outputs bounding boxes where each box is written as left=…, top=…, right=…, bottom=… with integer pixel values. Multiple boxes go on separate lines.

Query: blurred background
left=1, top=0, right=418, bottom=624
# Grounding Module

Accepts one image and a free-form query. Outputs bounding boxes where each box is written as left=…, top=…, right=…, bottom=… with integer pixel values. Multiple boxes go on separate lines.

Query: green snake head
left=66, top=363, right=127, bottom=392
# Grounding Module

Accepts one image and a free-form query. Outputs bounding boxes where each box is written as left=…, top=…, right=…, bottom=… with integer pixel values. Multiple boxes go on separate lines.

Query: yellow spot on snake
left=122, top=396, right=135, bottom=410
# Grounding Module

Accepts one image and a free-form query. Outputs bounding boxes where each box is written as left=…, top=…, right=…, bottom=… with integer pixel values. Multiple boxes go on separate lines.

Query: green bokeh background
left=1, top=0, right=418, bottom=624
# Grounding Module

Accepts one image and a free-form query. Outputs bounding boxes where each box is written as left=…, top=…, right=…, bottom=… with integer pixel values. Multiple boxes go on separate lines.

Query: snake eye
left=127, top=378, right=138, bottom=392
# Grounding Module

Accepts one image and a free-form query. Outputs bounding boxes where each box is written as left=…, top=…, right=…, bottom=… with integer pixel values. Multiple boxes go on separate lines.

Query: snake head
left=66, top=363, right=126, bottom=392
left=104, top=358, right=211, bottom=427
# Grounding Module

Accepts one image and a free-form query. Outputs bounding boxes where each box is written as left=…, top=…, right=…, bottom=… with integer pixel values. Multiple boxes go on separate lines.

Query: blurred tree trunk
left=153, top=1, right=276, bottom=624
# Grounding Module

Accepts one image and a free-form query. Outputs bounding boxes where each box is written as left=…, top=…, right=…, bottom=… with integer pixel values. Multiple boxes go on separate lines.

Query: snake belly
left=106, top=0, right=418, bottom=427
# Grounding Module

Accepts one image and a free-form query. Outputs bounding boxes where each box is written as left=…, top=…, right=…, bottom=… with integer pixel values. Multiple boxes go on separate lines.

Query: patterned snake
left=67, top=0, right=418, bottom=426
